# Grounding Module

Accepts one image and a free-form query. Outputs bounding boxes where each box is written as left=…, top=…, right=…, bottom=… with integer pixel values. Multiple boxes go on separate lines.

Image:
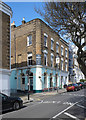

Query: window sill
left=56, top=51, right=59, bottom=54
left=51, top=48, right=54, bottom=51
left=27, top=44, right=32, bottom=47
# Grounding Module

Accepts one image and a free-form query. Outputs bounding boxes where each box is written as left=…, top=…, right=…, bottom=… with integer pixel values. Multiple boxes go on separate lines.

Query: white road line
left=64, top=112, right=80, bottom=120
left=77, top=104, right=86, bottom=109
left=52, top=100, right=83, bottom=119
left=41, top=101, right=61, bottom=104
left=62, top=93, right=84, bottom=97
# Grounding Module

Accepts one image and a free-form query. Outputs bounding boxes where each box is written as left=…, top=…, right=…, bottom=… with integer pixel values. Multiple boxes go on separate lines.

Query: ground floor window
left=44, top=73, right=47, bottom=88
left=55, top=74, right=58, bottom=87
left=21, top=73, right=25, bottom=84
left=29, top=73, right=33, bottom=91
left=50, top=73, right=53, bottom=87
left=60, top=76, right=63, bottom=88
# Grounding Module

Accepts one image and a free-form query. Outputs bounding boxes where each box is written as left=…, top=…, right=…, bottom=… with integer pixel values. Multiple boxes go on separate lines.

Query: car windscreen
left=73, top=84, right=78, bottom=86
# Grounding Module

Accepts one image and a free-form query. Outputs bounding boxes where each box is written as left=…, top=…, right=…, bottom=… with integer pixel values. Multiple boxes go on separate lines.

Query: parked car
left=84, top=82, right=86, bottom=88
left=66, top=83, right=80, bottom=92
left=77, top=82, right=84, bottom=89
left=0, top=93, right=23, bottom=112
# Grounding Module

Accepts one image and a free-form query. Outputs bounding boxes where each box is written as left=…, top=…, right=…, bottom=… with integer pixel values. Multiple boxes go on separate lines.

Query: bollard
left=57, top=87, right=59, bottom=93
left=28, top=92, right=29, bottom=100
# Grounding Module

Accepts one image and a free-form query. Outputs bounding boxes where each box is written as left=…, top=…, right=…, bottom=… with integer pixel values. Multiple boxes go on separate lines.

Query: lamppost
left=56, top=57, right=60, bottom=92
left=26, top=69, right=31, bottom=100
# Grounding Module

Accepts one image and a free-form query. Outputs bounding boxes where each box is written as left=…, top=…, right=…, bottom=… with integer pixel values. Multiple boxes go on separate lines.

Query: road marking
left=41, top=101, right=61, bottom=104
left=63, top=102, right=74, bottom=105
left=76, top=104, right=86, bottom=109
left=52, top=99, right=83, bottom=119
left=64, top=112, right=80, bottom=120
left=62, top=93, right=84, bottom=97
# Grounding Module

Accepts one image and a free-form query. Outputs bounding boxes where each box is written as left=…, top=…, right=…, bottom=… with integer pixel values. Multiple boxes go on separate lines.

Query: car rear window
left=68, top=84, right=72, bottom=86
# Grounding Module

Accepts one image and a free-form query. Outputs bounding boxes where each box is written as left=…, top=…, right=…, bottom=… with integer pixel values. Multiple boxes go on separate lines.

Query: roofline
left=0, top=1, right=13, bottom=17
left=11, top=18, right=69, bottom=46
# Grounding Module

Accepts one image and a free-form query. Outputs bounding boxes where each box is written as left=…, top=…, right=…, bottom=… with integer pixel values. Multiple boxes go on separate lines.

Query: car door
left=2, top=94, right=12, bottom=111
left=0, top=95, right=2, bottom=113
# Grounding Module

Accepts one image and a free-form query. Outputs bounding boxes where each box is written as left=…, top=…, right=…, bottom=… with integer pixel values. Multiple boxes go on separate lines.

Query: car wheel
left=74, top=88, right=77, bottom=91
left=13, top=101, right=20, bottom=110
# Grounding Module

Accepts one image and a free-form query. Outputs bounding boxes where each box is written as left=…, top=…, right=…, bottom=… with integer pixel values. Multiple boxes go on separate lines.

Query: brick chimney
left=22, top=17, right=26, bottom=25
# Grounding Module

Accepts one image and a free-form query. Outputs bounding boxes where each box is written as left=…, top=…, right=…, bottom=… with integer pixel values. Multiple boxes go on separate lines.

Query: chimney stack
left=11, top=21, right=16, bottom=28
left=22, top=17, right=26, bottom=25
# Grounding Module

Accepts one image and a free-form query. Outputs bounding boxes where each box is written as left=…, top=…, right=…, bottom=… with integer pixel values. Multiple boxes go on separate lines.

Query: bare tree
left=36, top=2, right=86, bottom=77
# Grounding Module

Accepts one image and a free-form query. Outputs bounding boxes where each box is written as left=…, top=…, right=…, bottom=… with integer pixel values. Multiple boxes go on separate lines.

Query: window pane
left=56, top=44, right=59, bottom=52
left=27, top=35, right=32, bottom=46
left=51, top=40, right=54, bottom=49
left=44, top=36, right=47, bottom=47
left=51, top=56, right=54, bottom=67
left=44, top=54, right=47, bottom=66
left=28, top=56, right=32, bottom=65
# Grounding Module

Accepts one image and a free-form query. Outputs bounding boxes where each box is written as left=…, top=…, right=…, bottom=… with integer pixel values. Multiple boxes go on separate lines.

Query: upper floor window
left=51, top=53, right=54, bottom=67
left=27, top=53, right=32, bottom=66
left=56, top=56, right=60, bottom=68
left=44, top=53, right=47, bottom=66
left=65, top=48, right=67, bottom=58
left=27, top=35, right=32, bottom=46
left=61, top=60, right=63, bottom=71
left=61, top=45, right=64, bottom=56
left=65, top=62, right=67, bottom=71
left=51, top=38, right=54, bottom=50
left=44, top=33, right=48, bottom=47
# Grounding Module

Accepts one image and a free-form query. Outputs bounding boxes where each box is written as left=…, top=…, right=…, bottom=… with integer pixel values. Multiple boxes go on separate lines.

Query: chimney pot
left=22, top=17, right=26, bottom=24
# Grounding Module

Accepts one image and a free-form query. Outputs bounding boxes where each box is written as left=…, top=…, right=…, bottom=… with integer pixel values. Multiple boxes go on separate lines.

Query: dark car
left=0, top=93, right=23, bottom=112
left=66, top=83, right=80, bottom=92
left=77, top=82, right=84, bottom=89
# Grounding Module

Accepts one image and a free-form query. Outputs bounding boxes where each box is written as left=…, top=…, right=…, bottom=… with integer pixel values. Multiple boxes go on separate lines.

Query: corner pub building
left=10, top=18, right=69, bottom=93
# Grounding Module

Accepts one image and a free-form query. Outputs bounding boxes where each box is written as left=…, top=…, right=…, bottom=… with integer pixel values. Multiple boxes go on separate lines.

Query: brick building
left=10, top=18, right=69, bottom=93
left=0, top=1, right=12, bottom=95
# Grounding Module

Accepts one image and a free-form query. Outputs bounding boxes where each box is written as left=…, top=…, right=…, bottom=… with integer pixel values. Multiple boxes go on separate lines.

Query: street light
left=26, top=69, right=31, bottom=100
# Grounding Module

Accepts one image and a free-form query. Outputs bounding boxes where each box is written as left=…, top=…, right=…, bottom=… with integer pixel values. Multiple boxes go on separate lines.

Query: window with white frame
left=51, top=53, right=54, bottom=67
left=27, top=53, right=32, bottom=65
left=44, top=33, right=48, bottom=47
left=65, top=62, right=67, bottom=71
left=61, top=60, right=63, bottom=71
left=51, top=38, right=54, bottom=50
left=61, top=46, right=64, bottom=56
left=27, top=35, right=32, bottom=46
left=56, top=56, right=59, bottom=68
left=65, top=49, right=67, bottom=58
left=44, top=53, right=47, bottom=66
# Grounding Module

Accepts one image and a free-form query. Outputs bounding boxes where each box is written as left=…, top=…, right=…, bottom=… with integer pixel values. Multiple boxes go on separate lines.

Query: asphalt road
left=1, top=89, right=86, bottom=120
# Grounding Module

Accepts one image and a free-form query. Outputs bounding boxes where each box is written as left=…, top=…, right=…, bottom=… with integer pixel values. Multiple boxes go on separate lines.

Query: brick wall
left=0, top=11, right=10, bottom=69
left=11, top=18, right=69, bottom=72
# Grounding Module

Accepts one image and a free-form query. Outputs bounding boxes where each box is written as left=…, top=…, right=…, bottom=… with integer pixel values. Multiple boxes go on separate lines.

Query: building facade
left=72, top=45, right=85, bottom=83
left=10, top=18, right=69, bottom=93
left=69, top=44, right=85, bottom=83
left=0, top=1, right=12, bottom=95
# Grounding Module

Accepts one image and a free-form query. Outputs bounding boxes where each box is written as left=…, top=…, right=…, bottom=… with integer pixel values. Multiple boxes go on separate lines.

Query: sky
left=5, top=1, right=70, bottom=43
left=5, top=2, right=44, bottom=27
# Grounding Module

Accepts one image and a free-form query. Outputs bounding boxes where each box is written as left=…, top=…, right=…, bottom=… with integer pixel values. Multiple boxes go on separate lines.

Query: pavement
left=19, top=88, right=67, bottom=104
